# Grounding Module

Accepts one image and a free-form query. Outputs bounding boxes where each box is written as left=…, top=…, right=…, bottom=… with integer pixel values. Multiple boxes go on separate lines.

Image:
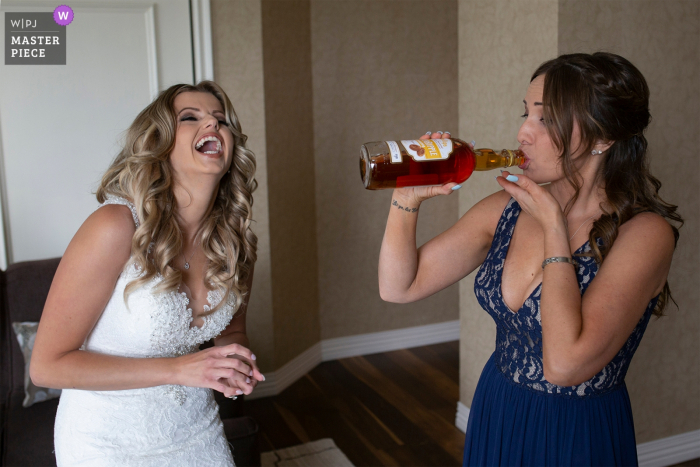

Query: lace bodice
left=474, top=198, right=656, bottom=398
left=85, top=196, right=237, bottom=396
left=54, top=196, right=235, bottom=466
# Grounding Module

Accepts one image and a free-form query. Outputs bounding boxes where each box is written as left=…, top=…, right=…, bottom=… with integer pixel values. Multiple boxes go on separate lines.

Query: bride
left=30, top=81, right=263, bottom=466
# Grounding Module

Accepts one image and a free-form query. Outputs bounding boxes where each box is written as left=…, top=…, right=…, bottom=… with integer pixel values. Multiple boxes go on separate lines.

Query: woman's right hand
left=172, top=343, right=263, bottom=398
left=392, top=131, right=462, bottom=206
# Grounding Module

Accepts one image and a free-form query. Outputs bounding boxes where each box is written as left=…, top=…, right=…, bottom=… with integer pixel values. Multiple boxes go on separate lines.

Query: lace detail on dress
left=101, top=195, right=140, bottom=228
left=143, top=279, right=236, bottom=404
left=474, top=198, right=656, bottom=398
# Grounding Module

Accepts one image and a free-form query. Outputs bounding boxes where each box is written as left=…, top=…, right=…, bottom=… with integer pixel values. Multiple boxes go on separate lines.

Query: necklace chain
left=569, top=215, right=597, bottom=241
left=182, top=236, right=198, bottom=270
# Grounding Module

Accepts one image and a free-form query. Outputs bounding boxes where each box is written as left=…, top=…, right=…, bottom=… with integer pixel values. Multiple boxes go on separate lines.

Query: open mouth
left=518, top=151, right=531, bottom=170
left=195, top=135, right=222, bottom=155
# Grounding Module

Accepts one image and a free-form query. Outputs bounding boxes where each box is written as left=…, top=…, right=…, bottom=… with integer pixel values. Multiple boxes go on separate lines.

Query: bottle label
left=400, top=139, right=453, bottom=162
left=387, top=141, right=402, bottom=163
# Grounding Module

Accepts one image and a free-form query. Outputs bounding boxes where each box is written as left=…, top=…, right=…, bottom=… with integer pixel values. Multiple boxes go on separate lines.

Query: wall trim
left=637, top=429, right=700, bottom=467
left=190, top=0, right=214, bottom=82
left=455, top=401, right=470, bottom=433
left=248, top=341, right=322, bottom=400
left=321, top=320, right=460, bottom=362
left=247, top=320, right=459, bottom=400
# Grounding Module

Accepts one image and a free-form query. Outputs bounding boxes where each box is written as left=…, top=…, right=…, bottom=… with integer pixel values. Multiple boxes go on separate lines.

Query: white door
left=0, top=0, right=212, bottom=268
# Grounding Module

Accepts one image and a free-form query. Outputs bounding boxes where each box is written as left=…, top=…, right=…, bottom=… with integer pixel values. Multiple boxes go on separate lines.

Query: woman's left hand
left=220, top=354, right=263, bottom=397
left=495, top=171, right=565, bottom=231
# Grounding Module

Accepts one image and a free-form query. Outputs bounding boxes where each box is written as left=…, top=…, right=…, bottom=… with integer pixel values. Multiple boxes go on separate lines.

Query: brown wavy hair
left=96, top=81, right=257, bottom=314
left=532, top=52, right=683, bottom=316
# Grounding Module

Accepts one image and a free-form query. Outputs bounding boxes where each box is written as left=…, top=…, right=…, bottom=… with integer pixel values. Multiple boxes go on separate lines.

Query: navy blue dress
left=463, top=198, right=657, bottom=466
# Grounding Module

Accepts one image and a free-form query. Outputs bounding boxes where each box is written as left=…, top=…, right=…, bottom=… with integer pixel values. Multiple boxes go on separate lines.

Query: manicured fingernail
left=437, top=131, right=443, bottom=135
left=444, top=131, right=451, bottom=135
left=249, top=370, right=253, bottom=376
left=251, top=354, right=256, bottom=361
left=246, top=377, right=251, bottom=383
left=425, top=131, right=432, bottom=135
left=236, top=389, right=243, bottom=395
left=451, top=185, right=462, bottom=191
left=261, top=374, right=266, bottom=381
left=506, top=175, right=519, bottom=182
left=500, top=169, right=504, bottom=174
left=470, top=140, right=476, bottom=147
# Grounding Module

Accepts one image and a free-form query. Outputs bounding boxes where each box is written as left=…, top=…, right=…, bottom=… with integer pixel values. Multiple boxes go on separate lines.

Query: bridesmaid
left=378, top=52, right=682, bottom=466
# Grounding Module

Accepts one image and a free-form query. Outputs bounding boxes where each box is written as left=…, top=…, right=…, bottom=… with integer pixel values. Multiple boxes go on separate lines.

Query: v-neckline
left=498, top=200, right=589, bottom=314
left=177, top=282, right=214, bottom=330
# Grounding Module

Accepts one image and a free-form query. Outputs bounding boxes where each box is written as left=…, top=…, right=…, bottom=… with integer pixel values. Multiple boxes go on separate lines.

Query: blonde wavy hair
left=96, top=81, right=257, bottom=314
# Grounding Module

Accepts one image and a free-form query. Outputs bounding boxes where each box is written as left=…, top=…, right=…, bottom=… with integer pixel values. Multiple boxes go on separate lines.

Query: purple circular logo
left=53, top=5, right=74, bottom=26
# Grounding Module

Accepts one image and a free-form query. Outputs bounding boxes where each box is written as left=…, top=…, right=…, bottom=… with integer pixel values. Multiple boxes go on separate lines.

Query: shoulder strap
left=100, top=196, right=140, bottom=228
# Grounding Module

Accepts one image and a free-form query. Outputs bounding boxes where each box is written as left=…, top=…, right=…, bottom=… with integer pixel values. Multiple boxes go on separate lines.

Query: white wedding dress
left=54, top=197, right=236, bottom=466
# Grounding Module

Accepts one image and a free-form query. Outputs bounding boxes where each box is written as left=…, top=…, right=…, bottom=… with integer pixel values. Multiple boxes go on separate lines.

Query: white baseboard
left=247, top=320, right=459, bottom=400
left=321, top=320, right=460, bottom=362
left=453, top=402, right=699, bottom=467
left=247, top=342, right=322, bottom=400
left=637, top=429, right=700, bottom=467
left=455, top=401, right=470, bottom=433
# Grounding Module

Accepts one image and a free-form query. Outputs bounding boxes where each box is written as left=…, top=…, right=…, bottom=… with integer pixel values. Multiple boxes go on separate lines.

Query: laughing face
left=170, top=91, right=234, bottom=182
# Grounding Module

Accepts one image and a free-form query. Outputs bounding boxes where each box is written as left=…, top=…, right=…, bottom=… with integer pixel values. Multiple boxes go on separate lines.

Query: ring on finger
left=227, top=395, right=238, bottom=400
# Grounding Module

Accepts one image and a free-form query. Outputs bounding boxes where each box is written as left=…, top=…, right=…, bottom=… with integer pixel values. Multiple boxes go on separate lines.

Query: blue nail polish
left=451, top=184, right=462, bottom=191
left=470, top=140, right=476, bottom=147
left=506, top=175, right=519, bottom=182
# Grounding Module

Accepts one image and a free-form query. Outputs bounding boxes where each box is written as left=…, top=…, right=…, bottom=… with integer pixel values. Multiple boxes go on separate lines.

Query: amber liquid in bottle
left=360, top=138, right=525, bottom=190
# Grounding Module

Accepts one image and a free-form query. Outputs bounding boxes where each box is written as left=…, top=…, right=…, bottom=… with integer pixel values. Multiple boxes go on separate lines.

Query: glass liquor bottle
left=360, top=138, right=526, bottom=190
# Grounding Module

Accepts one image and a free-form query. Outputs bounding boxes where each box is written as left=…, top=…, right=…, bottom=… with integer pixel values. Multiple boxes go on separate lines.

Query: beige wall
left=212, top=0, right=460, bottom=370
left=261, top=0, right=322, bottom=367
left=457, top=0, right=558, bottom=406
left=311, top=0, right=460, bottom=340
left=558, top=0, right=700, bottom=443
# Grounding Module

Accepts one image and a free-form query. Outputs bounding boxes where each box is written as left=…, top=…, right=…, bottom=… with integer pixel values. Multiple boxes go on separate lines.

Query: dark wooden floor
left=245, top=341, right=464, bottom=467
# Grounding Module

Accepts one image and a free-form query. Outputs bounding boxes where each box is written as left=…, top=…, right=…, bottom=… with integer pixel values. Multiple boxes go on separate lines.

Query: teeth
left=195, top=135, right=222, bottom=151
left=201, top=141, right=222, bottom=155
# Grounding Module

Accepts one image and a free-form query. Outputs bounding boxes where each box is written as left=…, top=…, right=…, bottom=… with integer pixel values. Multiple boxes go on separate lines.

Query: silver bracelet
left=541, top=256, right=578, bottom=270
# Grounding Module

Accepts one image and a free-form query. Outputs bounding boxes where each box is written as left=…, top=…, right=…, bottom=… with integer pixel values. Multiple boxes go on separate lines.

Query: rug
left=261, top=438, right=355, bottom=467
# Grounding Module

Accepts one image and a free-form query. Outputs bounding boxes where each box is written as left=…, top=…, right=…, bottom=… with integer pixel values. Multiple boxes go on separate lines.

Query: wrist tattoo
left=392, top=199, right=418, bottom=213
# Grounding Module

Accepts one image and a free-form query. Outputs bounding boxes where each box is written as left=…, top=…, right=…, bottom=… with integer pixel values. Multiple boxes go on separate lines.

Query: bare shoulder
left=615, top=211, right=676, bottom=254
left=600, top=212, right=675, bottom=297
left=64, top=204, right=136, bottom=271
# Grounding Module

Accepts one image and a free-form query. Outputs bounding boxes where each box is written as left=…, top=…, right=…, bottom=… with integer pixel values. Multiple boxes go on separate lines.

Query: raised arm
left=378, top=134, right=509, bottom=303
left=30, top=205, right=261, bottom=397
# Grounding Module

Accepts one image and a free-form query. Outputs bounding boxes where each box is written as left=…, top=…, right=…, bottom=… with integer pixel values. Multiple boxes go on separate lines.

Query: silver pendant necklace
left=182, top=238, right=197, bottom=270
